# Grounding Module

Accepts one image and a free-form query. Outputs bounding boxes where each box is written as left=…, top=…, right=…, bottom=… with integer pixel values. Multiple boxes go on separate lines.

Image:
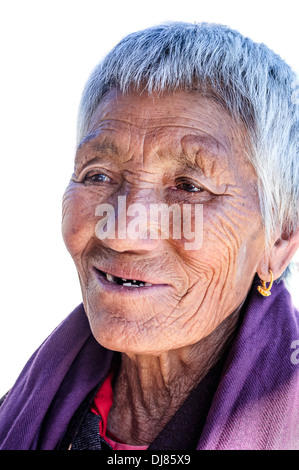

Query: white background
left=0, top=0, right=298, bottom=396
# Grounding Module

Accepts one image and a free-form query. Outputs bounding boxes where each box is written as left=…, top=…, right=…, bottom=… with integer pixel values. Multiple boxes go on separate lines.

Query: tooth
left=139, top=282, right=144, bottom=286
left=145, top=283, right=152, bottom=286
left=106, top=273, right=114, bottom=282
left=121, top=278, right=127, bottom=281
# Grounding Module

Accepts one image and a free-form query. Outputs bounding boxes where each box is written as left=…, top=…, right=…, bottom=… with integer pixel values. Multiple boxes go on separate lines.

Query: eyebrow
left=77, top=134, right=120, bottom=155
left=75, top=137, right=121, bottom=171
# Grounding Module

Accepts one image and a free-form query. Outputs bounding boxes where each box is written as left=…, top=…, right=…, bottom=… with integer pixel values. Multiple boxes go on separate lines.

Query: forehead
left=76, top=89, right=248, bottom=172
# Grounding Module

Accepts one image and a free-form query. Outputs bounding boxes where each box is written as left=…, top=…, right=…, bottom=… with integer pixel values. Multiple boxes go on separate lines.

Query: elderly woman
left=0, top=22, right=298, bottom=451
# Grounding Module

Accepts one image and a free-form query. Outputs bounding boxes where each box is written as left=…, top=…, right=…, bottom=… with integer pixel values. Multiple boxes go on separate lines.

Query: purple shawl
left=0, top=279, right=298, bottom=450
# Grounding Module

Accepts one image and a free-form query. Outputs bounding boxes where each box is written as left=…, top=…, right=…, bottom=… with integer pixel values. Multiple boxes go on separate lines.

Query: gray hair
left=77, top=22, right=299, bottom=263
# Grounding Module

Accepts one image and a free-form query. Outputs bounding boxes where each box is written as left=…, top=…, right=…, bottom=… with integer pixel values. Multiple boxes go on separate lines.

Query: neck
left=107, top=307, right=241, bottom=445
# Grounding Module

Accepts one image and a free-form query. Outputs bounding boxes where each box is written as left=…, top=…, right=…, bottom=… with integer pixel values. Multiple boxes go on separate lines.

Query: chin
left=87, top=314, right=173, bottom=356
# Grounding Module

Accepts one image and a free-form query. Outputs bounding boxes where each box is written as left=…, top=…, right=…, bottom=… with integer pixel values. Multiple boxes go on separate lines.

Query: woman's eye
left=175, top=181, right=203, bottom=192
left=83, top=172, right=111, bottom=183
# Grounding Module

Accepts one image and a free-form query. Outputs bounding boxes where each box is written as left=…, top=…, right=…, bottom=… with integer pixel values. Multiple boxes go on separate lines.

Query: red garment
left=91, top=371, right=148, bottom=450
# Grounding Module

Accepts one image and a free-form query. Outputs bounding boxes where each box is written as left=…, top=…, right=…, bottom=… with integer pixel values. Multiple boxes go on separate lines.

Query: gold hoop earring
left=257, top=269, right=273, bottom=297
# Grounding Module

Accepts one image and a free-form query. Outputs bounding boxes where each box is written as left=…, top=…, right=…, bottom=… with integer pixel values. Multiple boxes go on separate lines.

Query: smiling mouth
left=96, top=269, right=153, bottom=287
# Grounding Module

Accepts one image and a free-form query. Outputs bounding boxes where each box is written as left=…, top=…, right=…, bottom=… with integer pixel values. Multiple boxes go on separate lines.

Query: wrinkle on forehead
left=75, top=89, right=254, bottom=188
left=77, top=125, right=229, bottom=160
left=78, top=91, right=238, bottom=162
left=85, top=87, right=237, bottom=135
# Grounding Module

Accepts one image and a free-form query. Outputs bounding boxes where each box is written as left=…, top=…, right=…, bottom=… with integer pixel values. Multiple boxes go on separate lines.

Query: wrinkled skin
left=61, top=89, right=273, bottom=444
left=63, top=89, right=264, bottom=354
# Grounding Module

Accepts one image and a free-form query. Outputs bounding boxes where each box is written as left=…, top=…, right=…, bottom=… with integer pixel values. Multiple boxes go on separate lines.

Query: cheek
left=181, top=207, right=237, bottom=275
left=204, top=198, right=262, bottom=254
left=62, top=183, right=98, bottom=259
left=183, top=199, right=264, bottom=294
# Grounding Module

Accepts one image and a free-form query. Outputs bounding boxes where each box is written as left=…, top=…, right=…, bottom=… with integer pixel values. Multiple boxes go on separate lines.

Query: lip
left=93, top=266, right=169, bottom=294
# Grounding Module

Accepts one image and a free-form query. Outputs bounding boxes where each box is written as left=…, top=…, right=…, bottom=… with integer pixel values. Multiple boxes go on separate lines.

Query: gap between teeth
left=105, top=272, right=152, bottom=286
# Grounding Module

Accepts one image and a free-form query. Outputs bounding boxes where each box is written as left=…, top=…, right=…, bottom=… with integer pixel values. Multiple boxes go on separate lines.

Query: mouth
left=94, top=268, right=155, bottom=288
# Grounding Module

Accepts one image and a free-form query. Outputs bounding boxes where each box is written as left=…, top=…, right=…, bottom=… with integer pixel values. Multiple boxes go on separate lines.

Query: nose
left=94, top=195, right=162, bottom=253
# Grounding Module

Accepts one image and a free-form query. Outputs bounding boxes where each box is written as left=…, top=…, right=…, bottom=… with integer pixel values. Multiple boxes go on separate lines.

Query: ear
left=257, top=225, right=299, bottom=282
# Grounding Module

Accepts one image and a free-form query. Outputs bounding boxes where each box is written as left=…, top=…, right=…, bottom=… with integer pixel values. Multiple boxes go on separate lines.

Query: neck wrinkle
left=107, top=304, right=242, bottom=445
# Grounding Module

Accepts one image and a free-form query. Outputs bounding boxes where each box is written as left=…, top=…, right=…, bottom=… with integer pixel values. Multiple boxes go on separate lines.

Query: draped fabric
left=197, top=280, right=299, bottom=450
left=0, top=279, right=298, bottom=450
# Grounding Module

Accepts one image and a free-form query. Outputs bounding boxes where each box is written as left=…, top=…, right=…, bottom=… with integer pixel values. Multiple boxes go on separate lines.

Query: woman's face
left=62, top=89, right=265, bottom=355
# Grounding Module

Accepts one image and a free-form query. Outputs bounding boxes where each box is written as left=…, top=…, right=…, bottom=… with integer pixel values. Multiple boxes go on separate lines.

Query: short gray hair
left=77, top=21, right=299, bottom=255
